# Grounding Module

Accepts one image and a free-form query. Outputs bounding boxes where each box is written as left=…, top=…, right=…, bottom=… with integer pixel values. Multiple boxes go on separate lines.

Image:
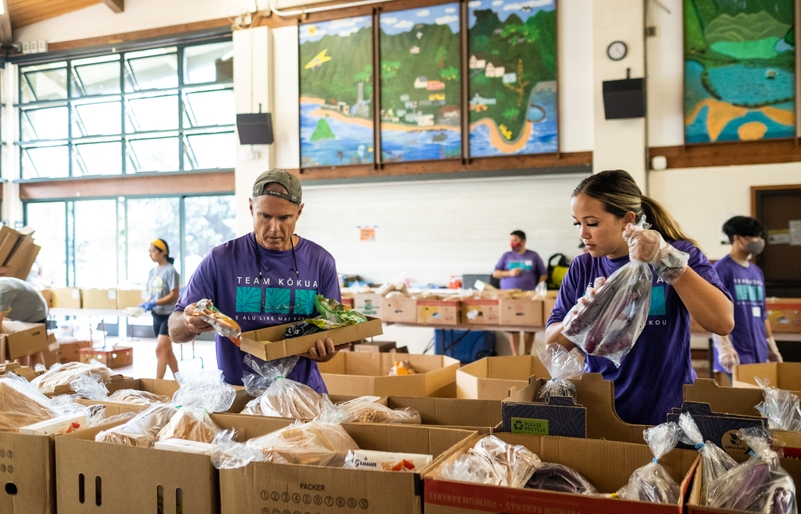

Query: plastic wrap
left=525, top=462, right=598, bottom=495
left=107, top=389, right=171, bottom=405
left=0, top=373, right=63, bottom=431
left=69, top=375, right=110, bottom=400
left=315, top=395, right=421, bottom=424
left=30, top=362, right=113, bottom=396
left=156, top=407, right=218, bottom=443
left=617, top=422, right=681, bottom=504
left=535, top=343, right=583, bottom=402
left=309, top=295, right=368, bottom=330
left=243, top=420, right=359, bottom=467
left=91, top=411, right=136, bottom=427
left=706, top=428, right=797, bottom=513
left=755, top=377, right=801, bottom=432
left=561, top=218, right=653, bottom=367
left=171, top=369, right=236, bottom=413
left=436, top=435, right=541, bottom=488
left=388, top=361, right=415, bottom=376
left=241, top=355, right=323, bottom=420
left=95, top=404, right=176, bottom=447
left=211, top=430, right=265, bottom=469
left=677, top=412, right=736, bottom=504
left=194, top=298, right=242, bottom=346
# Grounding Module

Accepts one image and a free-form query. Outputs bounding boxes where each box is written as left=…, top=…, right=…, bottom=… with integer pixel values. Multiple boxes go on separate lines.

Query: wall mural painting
left=299, top=16, right=374, bottom=167
left=467, top=0, right=557, bottom=158
left=379, top=4, right=462, bottom=162
left=684, top=0, right=795, bottom=143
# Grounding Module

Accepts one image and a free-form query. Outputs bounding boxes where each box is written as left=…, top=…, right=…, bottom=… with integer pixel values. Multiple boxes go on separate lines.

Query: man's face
left=249, top=194, right=304, bottom=251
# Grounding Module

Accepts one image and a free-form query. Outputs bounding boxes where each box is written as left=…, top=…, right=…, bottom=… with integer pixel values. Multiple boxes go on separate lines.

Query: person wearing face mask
left=545, top=170, right=734, bottom=425
left=168, top=170, right=346, bottom=389
left=712, top=216, right=781, bottom=383
left=493, top=230, right=547, bottom=356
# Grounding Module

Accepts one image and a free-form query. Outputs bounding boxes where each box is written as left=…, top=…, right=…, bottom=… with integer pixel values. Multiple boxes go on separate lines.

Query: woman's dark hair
left=722, top=216, right=765, bottom=243
left=572, top=169, right=697, bottom=246
left=156, top=238, right=175, bottom=265
left=510, top=230, right=526, bottom=240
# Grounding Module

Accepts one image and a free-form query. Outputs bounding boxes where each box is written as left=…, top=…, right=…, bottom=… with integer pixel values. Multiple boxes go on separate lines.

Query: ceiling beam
left=101, top=0, right=123, bottom=13
left=0, top=0, right=12, bottom=44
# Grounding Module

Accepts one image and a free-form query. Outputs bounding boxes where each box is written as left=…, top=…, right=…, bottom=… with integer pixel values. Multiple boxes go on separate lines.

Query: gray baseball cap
left=251, top=169, right=302, bottom=205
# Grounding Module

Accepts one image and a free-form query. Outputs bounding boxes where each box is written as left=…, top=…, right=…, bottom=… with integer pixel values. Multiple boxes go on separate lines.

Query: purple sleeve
left=494, top=254, right=507, bottom=271
left=318, top=255, right=341, bottom=302
left=534, top=253, right=547, bottom=279
left=547, top=258, right=583, bottom=327
left=175, top=254, right=216, bottom=312
left=681, top=242, right=732, bottom=302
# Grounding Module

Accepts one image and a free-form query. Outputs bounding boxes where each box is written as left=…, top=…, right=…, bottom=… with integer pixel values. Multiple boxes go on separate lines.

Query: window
left=24, top=194, right=235, bottom=288
left=18, top=40, right=234, bottom=179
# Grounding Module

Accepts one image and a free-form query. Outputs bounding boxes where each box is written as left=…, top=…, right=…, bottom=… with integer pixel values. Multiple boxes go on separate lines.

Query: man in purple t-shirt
left=712, top=216, right=782, bottom=381
left=493, top=230, right=547, bottom=356
left=169, top=170, right=347, bottom=391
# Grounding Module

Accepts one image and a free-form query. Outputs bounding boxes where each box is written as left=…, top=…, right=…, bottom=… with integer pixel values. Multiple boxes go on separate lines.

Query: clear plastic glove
left=561, top=277, right=606, bottom=329
left=140, top=301, right=157, bottom=312
left=713, top=334, right=740, bottom=373
left=623, top=223, right=689, bottom=284
left=767, top=337, right=783, bottom=363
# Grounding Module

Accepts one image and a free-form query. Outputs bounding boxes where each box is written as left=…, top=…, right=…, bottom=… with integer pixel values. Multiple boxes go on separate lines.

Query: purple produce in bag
left=561, top=217, right=653, bottom=367
left=677, top=412, right=736, bottom=505
left=617, top=422, right=681, bottom=504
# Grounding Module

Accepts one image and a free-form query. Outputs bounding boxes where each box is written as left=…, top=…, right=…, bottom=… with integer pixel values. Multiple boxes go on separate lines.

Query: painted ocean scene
left=299, top=16, right=374, bottom=167
left=467, top=0, right=557, bottom=158
left=379, top=4, right=462, bottom=162
left=684, top=0, right=795, bottom=143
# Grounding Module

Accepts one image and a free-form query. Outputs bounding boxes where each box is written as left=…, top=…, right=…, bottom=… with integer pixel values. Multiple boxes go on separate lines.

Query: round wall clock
left=607, top=40, right=628, bottom=61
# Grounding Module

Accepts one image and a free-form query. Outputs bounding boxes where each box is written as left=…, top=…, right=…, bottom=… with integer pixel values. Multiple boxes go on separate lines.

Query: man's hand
left=303, top=338, right=350, bottom=362
left=183, top=303, right=214, bottom=334
left=713, top=334, right=740, bottom=372
left=767, top=336, right=783, bottom=363
left=509, top=268, right=522, bottom=277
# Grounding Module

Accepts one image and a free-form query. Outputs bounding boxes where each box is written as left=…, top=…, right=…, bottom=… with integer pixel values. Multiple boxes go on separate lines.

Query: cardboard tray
left=456, top=355, right=551, bottom=400
left=385, top=396, right=503, bottom=433
left=240, top=317, right=383, bottom=361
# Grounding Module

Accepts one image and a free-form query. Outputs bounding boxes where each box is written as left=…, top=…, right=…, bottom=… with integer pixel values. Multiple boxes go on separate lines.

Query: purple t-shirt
left=494, top=250, right=546, bottom=290
left=547, top=241, right=730, bottom=426
left=712, top=255, right=768, bottom=372
left=175, top=233, right=341, bottom=391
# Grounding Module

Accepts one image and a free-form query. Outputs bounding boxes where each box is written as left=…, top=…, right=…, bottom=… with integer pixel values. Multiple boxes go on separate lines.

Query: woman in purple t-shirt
left=545, top=170, right=734, bottom=425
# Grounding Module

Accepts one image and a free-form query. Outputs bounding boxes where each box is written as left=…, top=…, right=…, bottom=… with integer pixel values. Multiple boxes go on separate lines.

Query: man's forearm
left=168, top=310, right=196, bottom=343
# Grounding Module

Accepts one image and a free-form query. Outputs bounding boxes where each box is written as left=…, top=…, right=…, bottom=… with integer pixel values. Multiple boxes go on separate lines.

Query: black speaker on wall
left=236, top=113, right=274, bottom=145
left=602, top=78, right=646, bottom=119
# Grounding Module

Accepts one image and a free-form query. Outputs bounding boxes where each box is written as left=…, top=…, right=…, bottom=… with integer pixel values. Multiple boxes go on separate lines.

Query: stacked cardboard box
left=417, top=298, right=461, bottom=325
left=0, top=320, right=50, bottom=362
left=766, top=298, right=801, bottom=333
left=81, top=289, right=118, bottom=309
left=115, top=289, right=148, bottom=309
left=381, top=294, right=418, bottom=323
left=0, top=225, right=40, bottom=281
left=51, top=288, right=82, bottom=308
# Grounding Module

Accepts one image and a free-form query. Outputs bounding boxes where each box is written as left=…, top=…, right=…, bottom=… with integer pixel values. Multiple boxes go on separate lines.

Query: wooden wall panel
left=9, top=0, right=100, bottom=29
left=651, top=140, right=801, bottom=170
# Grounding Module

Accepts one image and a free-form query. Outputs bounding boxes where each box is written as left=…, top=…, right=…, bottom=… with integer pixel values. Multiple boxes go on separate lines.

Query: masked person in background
left=0, top=277, right=48, bottom=367
left=493, top=230, right=547, bottom=356
left=545, top=170, right=734, bottom=425
left=141, top=239, right=180, bottom=379
left=712, top=216, right=781, bottom=384
left=168, top=170, right=346, bottom=390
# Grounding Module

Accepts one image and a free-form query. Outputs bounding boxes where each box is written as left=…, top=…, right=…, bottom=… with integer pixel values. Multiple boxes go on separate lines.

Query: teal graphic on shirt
left=264, top=288, right=291, bottom=314
left=649, top=286, right=666, bottom=316
left=236, top=287, right=262, bottom=313
left=734, top=284, right=762, bottom=302
left=508, top=260, right=533, bottom=270
left=295, top=289, right=317, bottom=316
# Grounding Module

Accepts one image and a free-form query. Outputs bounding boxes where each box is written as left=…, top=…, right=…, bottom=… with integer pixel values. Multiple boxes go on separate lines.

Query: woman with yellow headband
left=142, top=238, right=181, bottom=379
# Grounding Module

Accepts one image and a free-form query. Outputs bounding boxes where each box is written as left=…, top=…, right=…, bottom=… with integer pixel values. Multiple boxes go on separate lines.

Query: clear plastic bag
left=171, top=369, right=236, bottom=413
left=211, top=429, right=264, bottom=469
left=194, top=298, right=241, bottom=345
left=30, top=362, right=113, bottom=396
left=95, top=403, right=176, bottom=447
left=755, top=377, right=801, bottom=432
left=706, top=428, right=797, bottom=514
left=525, top=462, right=598, bottom=495
left=69, top=374, right=109, bottom=400
left=535, top=343, right=583, bottom=402
left=241, top=355, right=323, bottom=420
left=0, top=373, right=63, bottom=431
left=156, top=407, right=218, bottom=443
left=436, top=435, right=541, bottom=488
left=241, top=420, right=359, bottom=467
left=617, top=422, right=681, bottom=504
left=315, top=395, right=421, bottom=424
left=107, top=389, right=171, bottom=405
left=677, top=412, right=736, bottom=504
left=310, top=295, right=368, bottom=330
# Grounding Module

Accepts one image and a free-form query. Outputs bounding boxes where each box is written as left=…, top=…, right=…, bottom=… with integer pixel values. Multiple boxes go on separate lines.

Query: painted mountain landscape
left=684, top=0, right=795, bottom=143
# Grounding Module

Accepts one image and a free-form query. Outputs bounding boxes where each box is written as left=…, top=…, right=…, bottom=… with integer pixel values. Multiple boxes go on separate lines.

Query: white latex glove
left=623, top=223, right=689, bottom=284
left=767, top=336, right=783, bottom=363
left=713, top=334, right=740, bottom=373
left=562, top=276, right=606, bottom=329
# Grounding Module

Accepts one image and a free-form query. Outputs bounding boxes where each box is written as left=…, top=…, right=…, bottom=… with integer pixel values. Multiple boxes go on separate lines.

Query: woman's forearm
left=672, top=267, right=734, bottom=335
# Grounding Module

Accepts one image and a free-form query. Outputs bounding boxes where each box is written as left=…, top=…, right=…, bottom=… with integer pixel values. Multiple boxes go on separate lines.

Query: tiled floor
left=104, top=337, right=219, bottom=379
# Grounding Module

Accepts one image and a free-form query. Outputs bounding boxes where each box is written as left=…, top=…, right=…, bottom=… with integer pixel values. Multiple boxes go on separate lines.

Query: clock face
left=607, top=41, right=627, bottom=61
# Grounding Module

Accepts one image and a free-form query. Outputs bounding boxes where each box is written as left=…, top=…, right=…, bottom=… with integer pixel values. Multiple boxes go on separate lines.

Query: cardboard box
left=0, top=321, right=50, bottom=360
left=341, top=295, right=354, bottom=309
left=353, top=340, right=397, bottom=353
left=766, top=298, right=801, bottom=333
left=41, top=332, right=60, bottom=368
left=51, top=287, right=82, bottom=308
left=732, top=362, right=801, bottom=391
left=354, top=292, right=383, bottom=318
left=461, top=298, right=500, bottom=325
left=81, top=288, right=118, bottom=309
left=424, top=432, right=698, bottom=514
left=116, top=289, right=148, bottom=309
left=219, top=416, right=475, bottom=514
left=417, top=299, right=461, bottom=325
left=543, top=297, right=557, bottom=322
left=38, top=289, right=54, bottom=308
left=241, top=317, right=383, bottom=362
left=59, top=340, right=93, bottom=363
left=381, top=295, right=418, bottom=323
left=318, top=352, right=460, bottom=397
left=0, top=428, right=57, bottom=514
left=0, top=224, right=21, bottom=264
left=385, top=396, right=502, bottom=433
left=80, top=345, right=134, bottom=369
left=457, top=355, right=550, bottom=400
left=0, top=362, right=43, bottom=381
left=3, top=226, right=40, bottom=281
left=499, top=297, right=544, bottom=326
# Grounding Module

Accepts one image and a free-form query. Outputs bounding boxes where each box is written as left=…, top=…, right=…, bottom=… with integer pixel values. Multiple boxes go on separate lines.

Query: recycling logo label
left=511, top=417, right=549, bottom=435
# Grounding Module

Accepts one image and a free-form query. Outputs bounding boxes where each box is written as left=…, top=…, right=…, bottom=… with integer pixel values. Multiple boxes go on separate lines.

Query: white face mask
left=745, top=239, right=765, bottom=255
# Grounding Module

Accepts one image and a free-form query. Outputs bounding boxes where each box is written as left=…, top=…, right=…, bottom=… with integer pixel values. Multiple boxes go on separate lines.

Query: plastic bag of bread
left=316, top=395, right=421, bottom=425
left=31, top=362, right=113, bottom=396
left=108, top=389, right=170, bottom=405
left=95, top=404, right=176, bottom=447
left=156, top=407, right=218, bottom=443
left=0, top=373, right=63, bottom=432
left=69, top=374, right=110, bottom=400
left=241, top=355, right=323, bottom=420
left=388, top=360, right=415, bottom=376
left=194, top=298, right=241, bottom=346
left=436, top=435, right=542, bottom=488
